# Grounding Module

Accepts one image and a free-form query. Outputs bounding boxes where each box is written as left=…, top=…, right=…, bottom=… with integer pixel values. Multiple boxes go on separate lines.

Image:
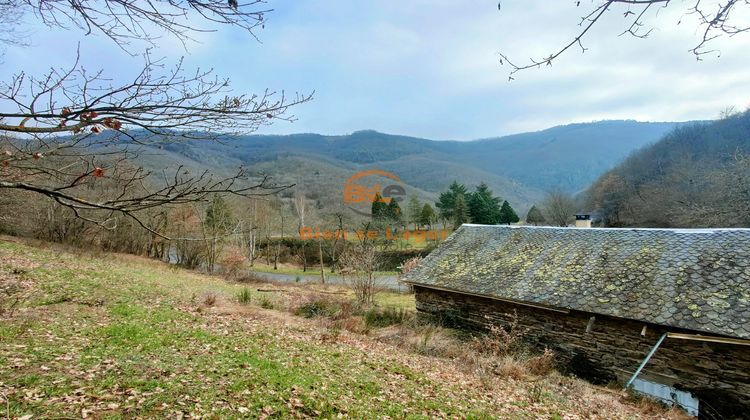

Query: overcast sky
left=2, top=0, right=749, bottom=140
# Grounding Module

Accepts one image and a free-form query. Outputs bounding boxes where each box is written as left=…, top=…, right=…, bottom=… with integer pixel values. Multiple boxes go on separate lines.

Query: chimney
left=575, top=214, right=592, bottom=228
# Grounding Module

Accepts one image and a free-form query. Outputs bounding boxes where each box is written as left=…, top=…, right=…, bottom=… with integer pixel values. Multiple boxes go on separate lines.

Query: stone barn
left=402, top=225, right=750, bottom=418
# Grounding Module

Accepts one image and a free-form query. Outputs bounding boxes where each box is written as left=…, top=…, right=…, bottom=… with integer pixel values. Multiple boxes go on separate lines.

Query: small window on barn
left=631, top=378, right=699, bottom=417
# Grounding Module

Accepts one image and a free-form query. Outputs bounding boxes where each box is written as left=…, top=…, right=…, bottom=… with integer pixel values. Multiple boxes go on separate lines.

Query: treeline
left=0, top=186, right=279, bottom=274
left=370, top=192, right=438, bottom=230
left=256, top=238, right=431, bottom=272
left=434, top=181, right=520, bottom=228
left=0, top=175, right=435, bottom=275
left=585, top=109, right=750, bottom=228
left=430, top=181, right=588, bottom=228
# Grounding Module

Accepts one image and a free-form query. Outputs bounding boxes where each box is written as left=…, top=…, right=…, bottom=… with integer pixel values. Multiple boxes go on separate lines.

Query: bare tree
left=170, top=205, right=205, bottom=268
left=498, top=0, right=750, bottom=78
left=0, top=1, right=312, bottom=237
left=339, top=229, right=381, bottom=305
left=240, top=197, right=265, bottom=266
left=292, top=190, right=307, bottom=232
left=542, top=189, right=576, bottom=227
left=325, top=210, right=348, bottom=273
left=294, top=239, right=308, bottom=272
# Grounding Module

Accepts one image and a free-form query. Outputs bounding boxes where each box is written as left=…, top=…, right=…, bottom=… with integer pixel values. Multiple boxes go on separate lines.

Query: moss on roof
left=403, top=225, right=750, bottom=339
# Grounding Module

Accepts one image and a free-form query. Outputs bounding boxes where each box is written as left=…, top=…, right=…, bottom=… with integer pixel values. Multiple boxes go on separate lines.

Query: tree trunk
left=318, top=240, right=326, bottom=284
left=274, top=242, right=279, bottom=270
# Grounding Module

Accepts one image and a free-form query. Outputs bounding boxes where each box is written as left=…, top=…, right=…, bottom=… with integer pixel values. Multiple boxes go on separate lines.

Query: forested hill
left=585, top=111, right=750, bottom=228
left=142, top=120, right=682, bottom=212
left=438, top=120, right=683, bottom=193
left=163, top=120, right=680, bottom=193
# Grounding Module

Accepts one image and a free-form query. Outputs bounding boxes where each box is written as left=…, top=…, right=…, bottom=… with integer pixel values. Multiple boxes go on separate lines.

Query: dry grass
left=202, top=292, right=218, bottom=307
left=0, top=236, right=691, bottom=419
left=206, top=276, right=566, bottom=389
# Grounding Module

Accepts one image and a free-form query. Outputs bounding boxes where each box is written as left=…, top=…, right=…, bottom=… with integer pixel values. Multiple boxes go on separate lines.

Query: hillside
left=586, top=111, right=750, bottom=227
left=129, top=120, right=683, bottom=215
left=0, top=237, right=686, bottom=418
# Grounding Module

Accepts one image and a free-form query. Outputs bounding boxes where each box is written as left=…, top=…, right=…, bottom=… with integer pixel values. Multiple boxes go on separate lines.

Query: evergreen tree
left=467, top=182, right=501, bottom=224
left=406, top=196, right=423, bottom=229
left=498, top=200, right=520, bottom=225
left=386, top=199, right=402, bottom=224
left=525, top=205, right=546, bottom=226
left=419, top=203, right=436, bottom=229
left=435, top=181, right=468, bottom=225
left=371, top=192, right=389, bottom=221
left=453, top=194, right=469, bottom=229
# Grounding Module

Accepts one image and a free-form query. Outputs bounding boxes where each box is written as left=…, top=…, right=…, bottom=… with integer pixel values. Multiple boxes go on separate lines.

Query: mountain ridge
left=132, top=119, right=691, bottom=215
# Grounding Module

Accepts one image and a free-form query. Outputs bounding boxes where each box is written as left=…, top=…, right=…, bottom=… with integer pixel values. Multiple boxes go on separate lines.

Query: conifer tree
left=435, top=181, right=468, bottom=224
left=371, top=192, right=389, bottom=221
left=453, top=194, right=470, bottom=229
left=499, top=200, right=520, bottom=225
left=468, top=182, right=501, bottom=224
left=419, top=203, right=436, bottom=229
left=387, top=199, right=402, bottom=224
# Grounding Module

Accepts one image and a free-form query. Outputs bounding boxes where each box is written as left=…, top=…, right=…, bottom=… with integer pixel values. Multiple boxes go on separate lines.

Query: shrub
left=526, top=382, right=545, bottom=403
left=363, top=307, right=412, bottom=328
left=236, top=287, right=252, bottom=305
left=293, top=296, right=356, bottom=320
left=470, top=311, right=525, bottom=357
left=527, top=348, right=555, bottom=376
left=221, top=248, right=247, bottom=280
left=339, top=243, right=381, bottom=305
left=494, top=356, right=527, bottom=380
left=294, top=297, right=342, bottom=318
left=257, top=295, right=276, bottom=309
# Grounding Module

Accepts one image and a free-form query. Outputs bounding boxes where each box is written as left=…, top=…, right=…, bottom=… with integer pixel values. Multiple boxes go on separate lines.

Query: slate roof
left=402, top=225, right=750, bottom=339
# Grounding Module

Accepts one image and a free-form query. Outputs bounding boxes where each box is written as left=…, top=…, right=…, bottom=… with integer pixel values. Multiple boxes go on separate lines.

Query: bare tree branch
left=0, top=50, right=313, bottom=140
left=17, top=0, right=271, bottom=52
left=0, top=0, right=313, bottom=238
left=499, top=0, right=750, bottom=78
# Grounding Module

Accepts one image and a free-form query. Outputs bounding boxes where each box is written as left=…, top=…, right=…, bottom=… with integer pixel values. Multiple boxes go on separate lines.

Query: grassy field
left=0, top=237, right=686, bottom=418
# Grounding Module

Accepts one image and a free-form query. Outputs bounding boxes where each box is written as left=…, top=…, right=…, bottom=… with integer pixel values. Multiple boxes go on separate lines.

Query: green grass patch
left=0, top=237, right=654, bottom=418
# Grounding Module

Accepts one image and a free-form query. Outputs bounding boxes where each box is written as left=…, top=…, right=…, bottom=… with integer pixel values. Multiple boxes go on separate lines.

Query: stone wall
left=414, top=286, right=750, bottom=419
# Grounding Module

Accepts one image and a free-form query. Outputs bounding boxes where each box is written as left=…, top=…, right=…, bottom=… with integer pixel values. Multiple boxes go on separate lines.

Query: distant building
left=574, top=213, right=592, bottom=228
left=402, top=225, right=750, bottom=418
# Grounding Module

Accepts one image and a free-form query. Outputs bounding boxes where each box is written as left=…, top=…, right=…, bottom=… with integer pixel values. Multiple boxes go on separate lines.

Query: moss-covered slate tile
left=403, top=225, right=750, bottom=339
